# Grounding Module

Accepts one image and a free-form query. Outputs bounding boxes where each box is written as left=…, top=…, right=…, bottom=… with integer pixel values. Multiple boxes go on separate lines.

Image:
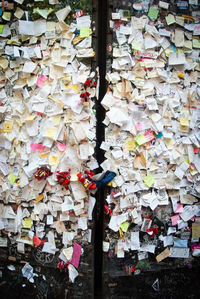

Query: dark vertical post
left=94, top=0, right=107, bottom=298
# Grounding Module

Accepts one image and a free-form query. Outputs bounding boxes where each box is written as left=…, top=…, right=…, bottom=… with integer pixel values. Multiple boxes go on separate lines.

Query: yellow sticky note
left=165, top=14, right=175, bottom=25
left=80, top=27, right=90, bottom=38
left=164, top=138, right=175, bottom=148
left=143, top=174, right=155, bottom=188
left=131, top=41, right=142, bottom=51
left=14, top=7, right=24, bottom=19
left=49, top=154, right=59, bottom=165
left=46, top=22, right=56, bottom=32
left=25, top=115, right=36, bottom=121
left=120, top=222, right=130, bottom=233
left=10, top=173, right=16, bottom=185
left=0, top=58, right=9, bottom=70
left=2, top=12, right=11, bottom=21
left=65, top=84, right=79, bottom=93
left=3, top=122, right=12, bottom=132
left=23, top=218, right=33, bottom=229
left=45, top=128, right=55, bottom=139
left=135, top=134, right=147, bottom=146
left=125, top=140, right=135, bottom=151
left=53, top=115, right=61, bottom=126
left=193, top=39, right=200, bottom=49
left=180, top=117, right=189, bottom=127
left=35, top=194, right=44, bottom=203
left=0, top=25, right=4, bottom=34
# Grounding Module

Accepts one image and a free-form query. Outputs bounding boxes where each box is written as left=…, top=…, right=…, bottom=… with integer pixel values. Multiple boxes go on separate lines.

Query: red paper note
left=33, top=235, right=45, bottom=247
left=71, top=242, right=82, bottom=269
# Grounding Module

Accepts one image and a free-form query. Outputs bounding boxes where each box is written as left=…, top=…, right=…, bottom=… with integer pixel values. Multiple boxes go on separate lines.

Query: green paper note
left=80, top=27, right=90, bottom=38
left=193, top=39, right=200, bottom=49
left=0, top=25, right=4, bottom=34
left=121, top=222, right=130, bottom=233
left=165, top=14, right=175, bottom=25
left=143, top=174, right=155, bottom=188
left=33, top=8, right=53, bottom=19
left=135, top=134, right=147, bottom=146
left=10, top=173, right=16, bottom=185
left=148, top=7, right=159, bottom=20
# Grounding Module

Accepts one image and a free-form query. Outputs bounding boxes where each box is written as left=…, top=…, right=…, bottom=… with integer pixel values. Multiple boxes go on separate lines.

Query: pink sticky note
left=71, top=242, right=82, bottom=269
left=30, top=143, right=46, bottom=152
left=57, top=143, right=66, bottom=152
left=171, top=215, right=180, bottom=226
left=36, top=74, right=48, bottom=88
left=136, top=122, right=142, bottom=131
left=175, top=203, right=184, bottom=214
left=144, top=130, right=155, bottom=142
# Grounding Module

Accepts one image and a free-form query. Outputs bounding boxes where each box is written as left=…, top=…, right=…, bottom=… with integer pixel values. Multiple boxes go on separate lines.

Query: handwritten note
left=148, top=7, right=159, bottom=20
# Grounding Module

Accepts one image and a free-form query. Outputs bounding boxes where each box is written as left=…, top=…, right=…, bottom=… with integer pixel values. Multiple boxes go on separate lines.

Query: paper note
left=166, top=14, right=175, bottom=25
left=68, top=264, right=78, bottom=283
left=170, top=247, right=189, bottom=258
left=80, top=27, right=90, bottom=38
left=3, top=122, right=12, bottom=132
left=193, top=39, right=200, bottom=49
left=49, top=154, right=59, bottom=165
left=156, top=247, right=170, bottom=262
left=180, top=206, right=198, bottom=222
left=159, top=1, right=169, bottom=9
left=131, top=231, right=140, bottom=250
left=125, top=140, right=135, bottom=151
left=9, top=173, right=16, bottom=185
left=0, top=58, right=9, bottom=69
left=120, top=221, right=130, bottom=233
left=148, top=7, right=159, bottom=20
left=45, top=128, right=55, bottom=139
left=36, top=74, right=48, bottom=87
left=71, top=242, right=82, bottom=269
left=192, top=223, right=200, bottom=239
left=30, top=143, right=45, bottom=152
left=168, top=53, right=186, bottom=65
left=171, top=215, right=180, bottom=226
left=174, top=238, right=188, bottom=248
left=0, top=25, right=4, bottom=34
left=2, top=12, right=11, bottom=21
left=14, top=7, right=24, bottom=19
left=135, top=134, right=147, bottom=145
left=143, top=174, right=155, bottom=188
left=33, top=8, right=53, bottom=19
left=18, top=20, right=46, bottom=36
left=23, top=218, right=33, bottom=229
left=22, top=61, right=37, bottom=73
left=55, top=5, right=71, bottom=21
